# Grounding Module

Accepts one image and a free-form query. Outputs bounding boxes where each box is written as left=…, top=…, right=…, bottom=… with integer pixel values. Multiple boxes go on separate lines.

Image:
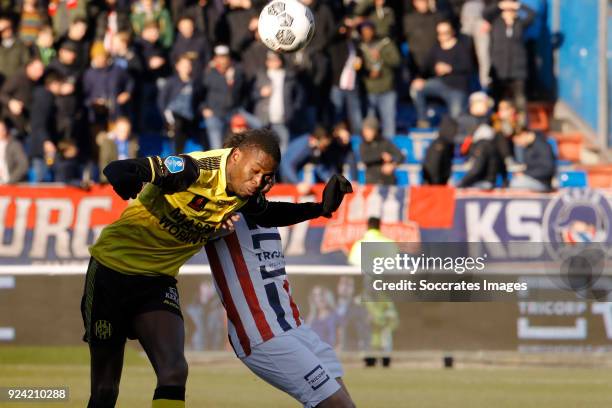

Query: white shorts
left=241, top=324, right=344, bottom=408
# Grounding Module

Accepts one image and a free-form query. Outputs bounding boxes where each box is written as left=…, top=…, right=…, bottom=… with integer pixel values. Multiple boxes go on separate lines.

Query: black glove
left=103, top=160, right=146, bottom=200
left=321, top=174, right=353, bottom=217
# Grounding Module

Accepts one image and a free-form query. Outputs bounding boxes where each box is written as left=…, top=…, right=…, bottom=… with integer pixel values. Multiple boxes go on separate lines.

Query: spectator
left=228, top=113, right=248, bottom=135
left=411, top=20, right=475, bottom=126
left=83, top=42, right=134, bottom=138
left=135, top=21, right=168, bottom=133
left=455, top=91, right=493, bottom=144
left=280, top=126, right=339, bottom=193
left=94, top=0, right=132, bottom=51
left=359, top=116, right=404, bottom=185
left=0, top=14, right=31, bottom=86
left=58, top=17, right=90, bottom=73
left=422, top=115, right=456, bottom=185
left=286, top=0, right=335, bottom=128
left=357, top=21, right=401, bottom=140
left=0, top=120, right=28, bottom=183
left=53, top=138, right=82, bottom=184
left=29, top=71, right=63, bottom=181
left=252, top=52, right=303, bottom=152
left=158, top=53, right=200, bottom=154
left=460, top=0, right=491, bottom=88
left=98, top=116, right=138, bottom=182
left=331, top=122, right=358, bottom=182
left=484, top=0, right=535, bottom=112
left=130, top=0, right=174, bottom=49
left=200, top=45, right=252, bottom=149
left=355, top=0, right=397, bottom=39
left=403, top=0, right=446, bottom=79
left=240, top=16, right=268, bottom=84
left=0, top=58, right=44, bottom=137
left=170, top=15, right=210, bottom=77
left=217, top=0, right=257, bottom=56
left=136, top=21, right=170, bottom=81
left=48, top=0, right=87, bottom=38
left=492, top=98, right=524, bottom=184
left=458, top=122, right=499, bottom=189
left=18, top=0, right=48, bottom=46
left=168, top=0, right=223, bottom=47
left=510, top=128, right=555, bottom=192
left=329, top=20, right=363, bottom=135
left=48, top=40, right=82, bottom=81
left=35, top=25, right=56, bottom=65
left=110, top=31, right=143, bottom=78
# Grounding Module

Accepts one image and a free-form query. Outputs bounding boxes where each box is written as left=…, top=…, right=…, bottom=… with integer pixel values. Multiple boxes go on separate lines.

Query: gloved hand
left=103, top=161, right=145, bottom=200
left=320, top=174, right=353, bottom=218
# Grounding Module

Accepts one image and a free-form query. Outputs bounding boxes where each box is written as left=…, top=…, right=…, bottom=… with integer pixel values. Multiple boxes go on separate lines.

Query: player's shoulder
left=185, top=148, right=232, bottom=171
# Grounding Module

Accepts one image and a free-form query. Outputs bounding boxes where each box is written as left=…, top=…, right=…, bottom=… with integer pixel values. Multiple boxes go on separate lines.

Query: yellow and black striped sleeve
left=103, top=154, right=201, bottom=196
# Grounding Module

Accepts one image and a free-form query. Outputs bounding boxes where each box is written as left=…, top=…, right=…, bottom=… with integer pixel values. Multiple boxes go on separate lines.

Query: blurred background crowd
left=0, top=0, right=555, bottom=192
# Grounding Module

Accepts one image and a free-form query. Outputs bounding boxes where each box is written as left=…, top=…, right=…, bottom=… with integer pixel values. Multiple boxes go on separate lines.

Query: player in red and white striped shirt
left=205, top=148, right=355, bottom=407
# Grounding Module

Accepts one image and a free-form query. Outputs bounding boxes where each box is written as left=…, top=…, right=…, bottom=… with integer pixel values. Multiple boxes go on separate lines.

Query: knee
left=89, top=386, right=119, bottom=408
left=157, top=355, right=188, bottom=386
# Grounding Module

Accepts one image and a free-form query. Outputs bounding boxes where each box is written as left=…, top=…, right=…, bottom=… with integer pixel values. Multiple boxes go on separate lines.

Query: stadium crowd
left=0, top=0, right=554, bottom=191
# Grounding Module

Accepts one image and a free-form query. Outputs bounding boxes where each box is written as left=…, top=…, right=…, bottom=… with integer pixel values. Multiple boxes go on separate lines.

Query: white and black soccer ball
left=258, top=0, right=315, bottom=53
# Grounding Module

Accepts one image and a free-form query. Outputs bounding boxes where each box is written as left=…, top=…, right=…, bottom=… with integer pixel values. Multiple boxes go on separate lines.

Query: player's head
left=368, top=217, right=381, bottom=230
left=225, top=128, right=280, bottom=199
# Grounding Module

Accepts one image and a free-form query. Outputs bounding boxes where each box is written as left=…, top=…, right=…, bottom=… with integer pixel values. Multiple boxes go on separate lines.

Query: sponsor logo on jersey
left=164, top=156, right=185, bottom=174
left=304, top=364, right=330, bottom=390
left=188, top=195, right=209, bottom=212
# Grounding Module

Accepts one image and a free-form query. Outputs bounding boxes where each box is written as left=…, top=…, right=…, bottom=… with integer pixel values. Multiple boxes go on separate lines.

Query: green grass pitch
left=0, top=346, right=611, bottom=407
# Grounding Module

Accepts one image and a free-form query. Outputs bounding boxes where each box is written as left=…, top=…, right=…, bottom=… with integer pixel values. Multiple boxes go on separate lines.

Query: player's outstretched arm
left=103, top=155, right=200, bottom=200
left=244, top=174, right=353, bottom=227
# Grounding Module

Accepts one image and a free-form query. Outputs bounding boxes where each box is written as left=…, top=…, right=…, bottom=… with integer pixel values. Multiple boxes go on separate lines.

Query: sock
left=152, top=386, right=185, bottom=408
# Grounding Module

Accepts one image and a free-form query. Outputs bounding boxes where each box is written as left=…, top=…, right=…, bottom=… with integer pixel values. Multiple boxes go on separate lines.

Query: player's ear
left=230, top=147, right=242, bottom=164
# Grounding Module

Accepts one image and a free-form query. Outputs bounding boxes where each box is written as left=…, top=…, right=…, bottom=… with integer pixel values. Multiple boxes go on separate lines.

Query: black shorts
left=80, top=257, right=183, bottom=346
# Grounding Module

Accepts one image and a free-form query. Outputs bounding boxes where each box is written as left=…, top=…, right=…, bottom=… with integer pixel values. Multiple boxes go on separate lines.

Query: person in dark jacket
left=57, top=17, right=90, bottom=74
left=170, top=15, right=210, bottom=78
left=0, top=13, right=31, bottom=86
left=0, top=120, right=28, bottom=183
left=216, top=0, right=257, bottom=56
left=403, top=0, right=446, bottom=79
left=252, top=52, right=303, bottom=152
left=410, top=20, right=475, bottom=126
left=510, top=128, right=555, bottom=191
left=285, top=0, right=335, bottom=128
left=29, top=71, right=63, bottom=181
left=329, top=21, right=363, bottom=135
left=83, top=41, right=134, bottom=137
left=200, top=44, right=255, bottom=149
left=158, top=53, right=201, bottom=154
left=458, top=122, right=499, bottom=189
left=360, top=116, right=404, bottom=185
left=0, top=57, right=44, bottom=136
left=422, top=115, right=456, bottom=185
left=484, top=0, right=535, bottom=112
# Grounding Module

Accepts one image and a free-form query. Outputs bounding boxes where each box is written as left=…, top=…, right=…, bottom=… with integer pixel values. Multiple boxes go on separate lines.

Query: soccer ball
left=258, top=0, right=315, bottom=53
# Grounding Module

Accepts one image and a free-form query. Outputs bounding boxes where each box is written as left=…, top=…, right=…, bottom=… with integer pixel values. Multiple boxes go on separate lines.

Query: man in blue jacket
left=510, top=128, right=556, bottom=192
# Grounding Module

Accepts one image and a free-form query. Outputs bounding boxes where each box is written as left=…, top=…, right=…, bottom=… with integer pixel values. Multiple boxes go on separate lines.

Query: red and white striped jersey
left=204, top=215, right=303, bottom=357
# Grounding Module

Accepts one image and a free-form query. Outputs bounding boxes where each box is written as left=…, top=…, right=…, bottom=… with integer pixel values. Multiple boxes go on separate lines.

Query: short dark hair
left=224, top=128, right=281, bottom=164
left=367, top=217, right=381, bottom=230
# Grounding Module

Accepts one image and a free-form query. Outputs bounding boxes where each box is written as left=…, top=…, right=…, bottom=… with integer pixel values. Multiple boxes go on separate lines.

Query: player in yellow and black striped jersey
left=80, top=128, right=353, bottom=408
